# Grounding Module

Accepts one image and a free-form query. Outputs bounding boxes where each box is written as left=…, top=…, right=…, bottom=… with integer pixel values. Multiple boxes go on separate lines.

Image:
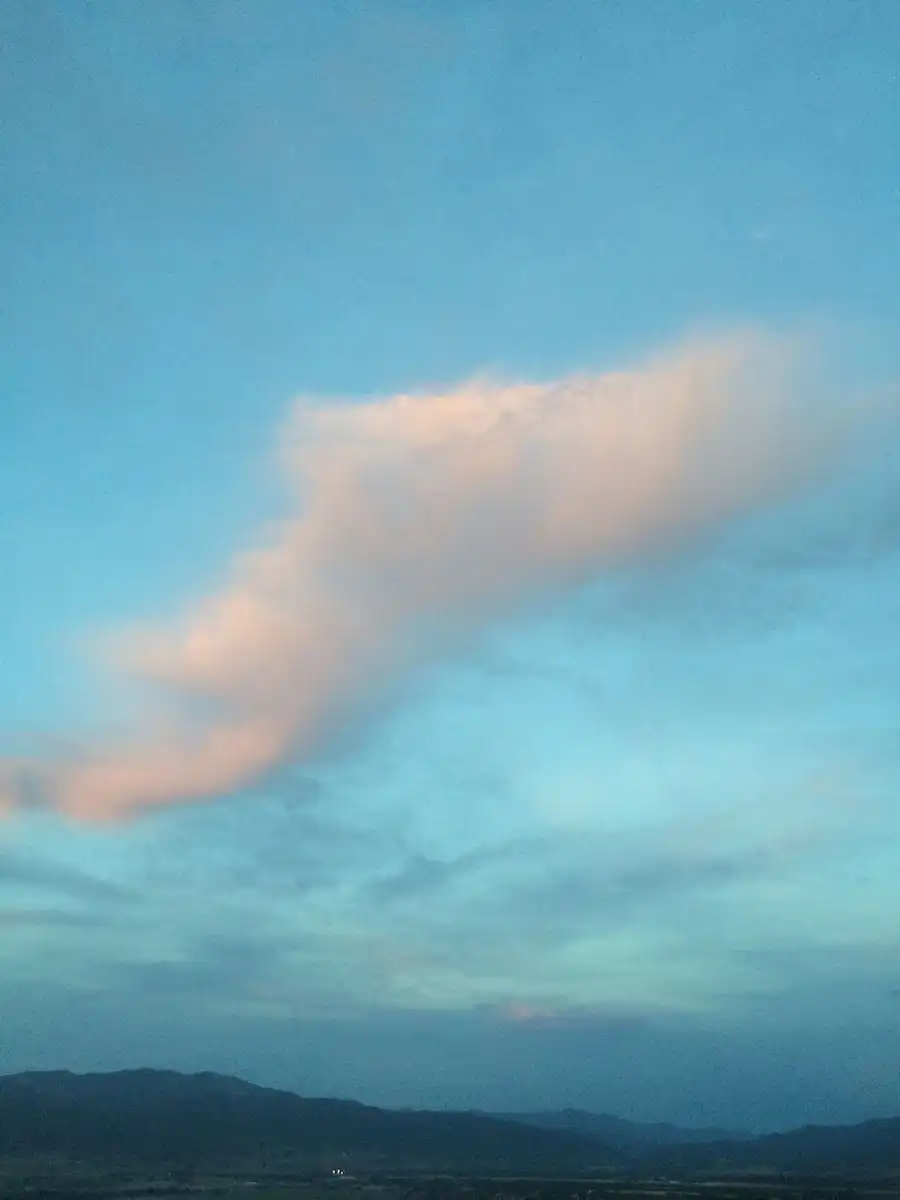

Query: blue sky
left=2, top=0, right=900, bottom=1130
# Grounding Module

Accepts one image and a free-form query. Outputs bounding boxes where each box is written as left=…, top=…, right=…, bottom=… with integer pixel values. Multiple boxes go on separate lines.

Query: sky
left=2, top=0, right=900, bottom=1132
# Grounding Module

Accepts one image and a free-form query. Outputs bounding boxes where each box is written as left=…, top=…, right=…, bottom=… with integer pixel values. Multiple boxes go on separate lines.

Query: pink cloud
left=502, top=1001, right=558, bottom=1024
left=0, top=762, right=23, bottom=818
left=495, top=1000, right=652, bottom=1030
left=1, top=329, right=863, bottom=820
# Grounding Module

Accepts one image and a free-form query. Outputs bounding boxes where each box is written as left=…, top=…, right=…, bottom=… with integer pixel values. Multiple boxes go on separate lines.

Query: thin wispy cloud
left=0, top=847, right=128, bottom=902
left=1, top=329, right=873, bottom=820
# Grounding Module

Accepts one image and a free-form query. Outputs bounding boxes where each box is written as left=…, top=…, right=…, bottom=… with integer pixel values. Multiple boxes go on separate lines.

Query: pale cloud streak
left=3, top=330, right=869, bottom=820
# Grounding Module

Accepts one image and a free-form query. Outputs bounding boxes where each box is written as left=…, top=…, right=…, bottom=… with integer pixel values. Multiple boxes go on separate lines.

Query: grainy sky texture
left=2, top=0, right=900, bottom=1131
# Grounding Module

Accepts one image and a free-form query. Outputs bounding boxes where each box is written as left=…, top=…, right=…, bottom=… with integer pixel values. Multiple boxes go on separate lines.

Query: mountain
left=650, top=1116, right=900, bottom=1175
left=501, top=1108, right=900, bottom=1176
left=0, top=1070, right=616, bottom=1172
left=497, top=1109, right=751, bottom=1153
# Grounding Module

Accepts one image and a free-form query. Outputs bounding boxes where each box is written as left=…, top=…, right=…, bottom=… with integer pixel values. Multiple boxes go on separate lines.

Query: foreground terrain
left=0, top=1170, right=896, bottom=1200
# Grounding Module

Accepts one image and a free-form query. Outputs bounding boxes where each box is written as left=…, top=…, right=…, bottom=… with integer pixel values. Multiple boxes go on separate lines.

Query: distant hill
left=649, top=1116, right=900, bottom=1175
left=497, top=1108, right=751, bottom=1153
left=0, top=1070, right=616, bottom=1172
left=500, top=1107, right=900, bottom=1176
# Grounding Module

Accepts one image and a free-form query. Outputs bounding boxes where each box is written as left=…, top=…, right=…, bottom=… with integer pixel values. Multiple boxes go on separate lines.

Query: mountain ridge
left=494, top=1107, right=752, bottom=1151
left=0, top=1069, right=614, bottom=1171
left=648, top=1115, right=900, bottom=1175
left=3, top=1070, right=900, bottom=1176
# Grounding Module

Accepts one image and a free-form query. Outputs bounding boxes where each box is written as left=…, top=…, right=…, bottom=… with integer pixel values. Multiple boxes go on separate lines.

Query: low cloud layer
left=2, top=330, right=870, bottom=819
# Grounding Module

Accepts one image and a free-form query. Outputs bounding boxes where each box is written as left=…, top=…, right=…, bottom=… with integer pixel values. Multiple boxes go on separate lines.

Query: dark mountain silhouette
left=649, top=1116, right=900, bottom=1175
left=0, top=1070, right=616, bottom=1171
left=497, top=1108, right=751, bottom=1152
left=4, top=1070, right=898, bottom=1176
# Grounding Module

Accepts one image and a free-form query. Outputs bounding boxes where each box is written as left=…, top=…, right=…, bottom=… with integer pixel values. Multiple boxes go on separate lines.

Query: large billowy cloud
left=2, top=330, right=873, bottom=819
